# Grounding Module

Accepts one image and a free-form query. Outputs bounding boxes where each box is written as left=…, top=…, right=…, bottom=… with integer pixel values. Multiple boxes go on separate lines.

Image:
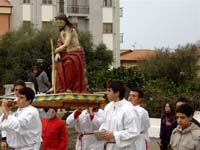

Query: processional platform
left=33, top=92, right=105, bottom=108
left=0, top=92, right=106, bottom=109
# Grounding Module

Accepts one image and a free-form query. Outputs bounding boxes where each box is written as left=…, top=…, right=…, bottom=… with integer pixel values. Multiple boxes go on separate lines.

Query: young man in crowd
left=0, top=87, right=42, bottom=150
left=41, top=108, right=68, bottom=150
left=170, top=104, right=200, bottom=150
left=92, top=79, right=140, bottom=150
left=128, top=88, right=150, bottom=150
left=170, top=97, right=200, bottom=133
left=1, top=79, right=26, bottom=150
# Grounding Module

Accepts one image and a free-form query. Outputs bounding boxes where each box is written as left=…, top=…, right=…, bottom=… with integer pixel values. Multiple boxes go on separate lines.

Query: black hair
left=175, top=97, right=189, bottom=105
left=130, top=88, right=144, bottom=98
left=18, top=87, right=35, bottom=103
left=106, top=79, right=126, bottom=99
left=44, top=108, right=57, bottom=112
left=13, top=79, right=26, bottom=91
left=176, top=103, right=194, bottom=117
left=53, top=108, right=58, bottom=112
left=55, top=13, right=73, bottom=28
left=161, top=101, right=175, bottom=119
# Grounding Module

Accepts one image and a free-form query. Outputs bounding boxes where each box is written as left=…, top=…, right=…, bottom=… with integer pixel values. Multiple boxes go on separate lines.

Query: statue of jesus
left=54, top=13, right=87, bottom=93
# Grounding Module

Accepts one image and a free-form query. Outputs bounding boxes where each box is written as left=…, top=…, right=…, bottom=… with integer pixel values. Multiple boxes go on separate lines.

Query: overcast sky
left=120, top=0, right=200, bottom=49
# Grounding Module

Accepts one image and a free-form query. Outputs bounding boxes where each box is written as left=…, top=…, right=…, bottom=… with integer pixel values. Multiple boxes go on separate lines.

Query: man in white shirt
left=0, top=87, right=42, bottom=150
left=128, top=88, right=150, bottom=150
left=1, top=79, right=26, bottom=149
left=92, top=79, right=140, bottom=150
left=66, top=107, right=103, bottom=150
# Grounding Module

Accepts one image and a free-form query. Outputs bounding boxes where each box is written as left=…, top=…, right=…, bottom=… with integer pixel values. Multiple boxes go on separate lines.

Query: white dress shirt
left=0, top=105, right=42, bottom=150
left=92, top=99, right=140, bottom=150
left=66, top=109, right=104, bottom=150
left=134, top=105, right=150, bottom=150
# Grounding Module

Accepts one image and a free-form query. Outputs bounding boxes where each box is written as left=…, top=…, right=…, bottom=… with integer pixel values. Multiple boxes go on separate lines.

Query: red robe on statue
left=55, top=39, right=87, bottom=93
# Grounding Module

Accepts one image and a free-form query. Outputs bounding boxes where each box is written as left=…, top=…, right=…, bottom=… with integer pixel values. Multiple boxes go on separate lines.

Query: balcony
left=67, top=5, right=89, bottom=17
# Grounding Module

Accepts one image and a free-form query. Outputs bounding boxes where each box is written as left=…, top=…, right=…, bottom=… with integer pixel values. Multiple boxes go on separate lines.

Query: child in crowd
left=170, top=104, right=200, bottom=150
left=160, top=102, right=176, bottom=150
left=0, top=87, right=42, bottom=150
left=41, top=108, right=68, bottom=150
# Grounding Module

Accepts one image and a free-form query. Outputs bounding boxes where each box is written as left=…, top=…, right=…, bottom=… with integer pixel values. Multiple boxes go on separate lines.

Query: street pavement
left=149, top=138, right=160, bottom=150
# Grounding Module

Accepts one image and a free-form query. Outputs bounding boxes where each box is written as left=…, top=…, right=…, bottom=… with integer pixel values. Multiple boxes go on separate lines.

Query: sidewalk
left=149, top=138, right=160, bottom=150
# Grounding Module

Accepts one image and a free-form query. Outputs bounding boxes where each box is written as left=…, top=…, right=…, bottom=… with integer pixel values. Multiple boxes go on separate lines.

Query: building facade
left=120, top=49, right=157, bottom=68
left=7, top=0, right=120, bottom=67
left=0, top=0, right=12, bottom=36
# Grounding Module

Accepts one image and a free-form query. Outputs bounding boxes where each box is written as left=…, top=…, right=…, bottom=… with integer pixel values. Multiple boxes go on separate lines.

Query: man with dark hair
left=27, top=65, right=39, bottom=93
left=92, top=79, right=140, bottom=150
left=54, top=13, right=87, bottom=93
left=170, top=97, right=200, bottom=133
left=1, top=79, right=26, bottom=150
left=129, top=88, right=144, bottom=98
left=170, top=104, right=200, bottom=150
left=128, top=88, right=150, bottom=150
left=13, top=79, right=26, bottom=91
left=35, top=65, right=51, bottom=93
left=0, top=87, right=42, bottom=150
left=175, top=97, right=189, bottom=108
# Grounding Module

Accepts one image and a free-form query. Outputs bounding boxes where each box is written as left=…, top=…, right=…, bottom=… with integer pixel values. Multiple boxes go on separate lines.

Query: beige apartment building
left=0, top=0, right=12, bottom=36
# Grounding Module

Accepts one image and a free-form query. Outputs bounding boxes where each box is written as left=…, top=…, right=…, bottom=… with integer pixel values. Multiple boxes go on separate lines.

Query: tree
left=0, top=25, right=113, bottom=90
left=137, top=44, right=200, bottom=115
left=138, top=44, right=199, bottom=94
left=86, top=66, right=145, bottom=92
left=0, top=23, right=57, bottom=84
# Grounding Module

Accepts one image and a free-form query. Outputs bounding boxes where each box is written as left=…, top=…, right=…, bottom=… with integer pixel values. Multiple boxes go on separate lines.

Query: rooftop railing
left=67, top=5, right=89, bottom=14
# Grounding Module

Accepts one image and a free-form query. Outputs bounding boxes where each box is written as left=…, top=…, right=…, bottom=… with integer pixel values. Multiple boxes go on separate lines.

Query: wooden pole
left=50, top=38, right=56, bottom=93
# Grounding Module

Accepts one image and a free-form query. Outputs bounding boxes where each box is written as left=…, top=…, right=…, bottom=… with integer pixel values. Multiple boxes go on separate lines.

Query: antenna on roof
left=132, top=42, right=137, bottom=50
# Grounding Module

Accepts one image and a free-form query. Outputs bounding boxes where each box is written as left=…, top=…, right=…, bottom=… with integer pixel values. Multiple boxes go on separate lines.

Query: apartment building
left=7, top=0, right=120, bottom=67
left=0, top=0, right=12, bottom=36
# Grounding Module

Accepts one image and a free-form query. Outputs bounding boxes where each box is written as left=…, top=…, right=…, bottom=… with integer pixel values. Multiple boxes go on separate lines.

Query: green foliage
left=0, top=24, right=57, bottom=84
left=138, top=44, right=200, bottom=115
left=87, top=66, right=145, bottom=92
left=87, top=43, right=113, bottom=72
left=139, top=44, right=199, bottom=94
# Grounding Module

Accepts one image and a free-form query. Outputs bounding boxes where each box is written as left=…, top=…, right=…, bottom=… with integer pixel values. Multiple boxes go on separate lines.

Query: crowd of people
left=0, top=13, right=200, bottom=150
left=159, top=97, right=200, bottom=150
left=0, top=79, right=199, bottom=150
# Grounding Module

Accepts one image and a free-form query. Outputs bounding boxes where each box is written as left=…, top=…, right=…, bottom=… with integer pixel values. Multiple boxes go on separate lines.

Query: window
left=59, top=0, right=64, bottom=13
left=23, top=0, right=30, bottom=4
left=23, top=21, right=31, bottom=27
left=103, top=23, right=113, bottom=33
left=42, top=0, right=52, bottom=5
left=120, top=33, right=124, bottom=43
left=42, top=21, right=52, bottom=28
left=120, top=7, right=123, bottom=17
left=103, top=0, right=112, bottom=7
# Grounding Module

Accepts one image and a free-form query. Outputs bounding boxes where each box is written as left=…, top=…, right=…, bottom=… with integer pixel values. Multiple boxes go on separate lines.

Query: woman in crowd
left=159, top=102, right=176, bottom=150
